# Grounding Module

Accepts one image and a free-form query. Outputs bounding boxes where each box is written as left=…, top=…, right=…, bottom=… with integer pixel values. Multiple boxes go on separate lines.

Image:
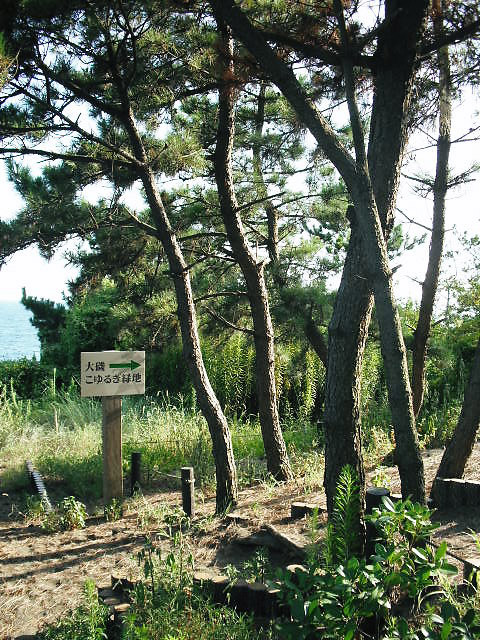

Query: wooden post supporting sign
left=81, top=351, right=145, bottom=505
left=102, top=396, right=123, bottom=503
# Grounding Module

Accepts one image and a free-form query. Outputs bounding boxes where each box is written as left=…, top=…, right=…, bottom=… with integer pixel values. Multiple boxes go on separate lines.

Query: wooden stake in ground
left=102, top=396, right=123, bottom=503
left=181, top=466, right=195, bottom=517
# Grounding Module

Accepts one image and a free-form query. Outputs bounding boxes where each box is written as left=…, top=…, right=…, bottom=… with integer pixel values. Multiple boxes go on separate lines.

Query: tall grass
left=0, top=382, right=326, bottom=501
left=0, top=382, right=102, bottom=495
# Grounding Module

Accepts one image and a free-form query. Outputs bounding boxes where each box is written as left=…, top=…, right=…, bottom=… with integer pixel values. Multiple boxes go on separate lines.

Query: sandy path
left=1, top=446, right=480, bottom=639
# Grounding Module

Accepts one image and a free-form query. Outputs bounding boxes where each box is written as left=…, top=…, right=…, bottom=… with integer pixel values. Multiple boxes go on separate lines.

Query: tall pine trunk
left=213, top=21, right=292, bottom=480
left=125, top=112, right=238, bottom=512
left=433, top=337, right=480, bottom=483
left=412, top=4, right=451, bottom=417
left=323, top=207, right=371, bottom=513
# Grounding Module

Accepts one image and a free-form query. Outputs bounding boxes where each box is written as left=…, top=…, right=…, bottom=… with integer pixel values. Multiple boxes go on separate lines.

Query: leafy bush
left=41, top=496, right=88, bottom=532
left=146, top=343, right=192, bottom=400
left=123, top=536, right=272, bottom=640
left=273, top=486, right=479, bottom=640
left=276, top=341, right=325, bottom=422
left=0, top=358, right=53, bottom=399
left=203, top=333, right=255, bottom=416
left=58, top=279, right=122, bottom=381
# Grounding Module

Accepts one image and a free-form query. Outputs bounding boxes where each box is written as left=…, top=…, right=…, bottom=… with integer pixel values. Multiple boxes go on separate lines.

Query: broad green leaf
left=435, top=541, right=447, bottom=562
left=412, top=547, right=428, bottom=562
left=441, top=620, right=452, bottom=640
left=440, top=563, right=458, bottom=576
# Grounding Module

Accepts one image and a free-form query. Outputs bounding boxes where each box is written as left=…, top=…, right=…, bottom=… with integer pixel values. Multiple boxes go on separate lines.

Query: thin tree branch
left=205, top=306, right=255, bottom=336
left=194, top=290, right=248, bottom=303
left=396, top=207, right=433, bottom=233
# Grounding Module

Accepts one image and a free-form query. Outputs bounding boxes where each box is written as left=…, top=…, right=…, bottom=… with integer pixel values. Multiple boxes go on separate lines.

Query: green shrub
left=0, top=359, right=53, bottom=399
left=203, top=333, right=255, bottom=416
left=41, top=496, right=88, bottom=532
left=146, top=343, right=192, bottom=399
left=122, top=537, right=271, bottom=640
left=276, top=342, right=325, bottom=422
left=273, top=493, right=476, bottom=640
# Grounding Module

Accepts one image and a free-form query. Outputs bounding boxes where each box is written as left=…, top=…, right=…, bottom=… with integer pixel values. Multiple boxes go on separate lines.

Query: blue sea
left=0, top=301, right=41, bottom=360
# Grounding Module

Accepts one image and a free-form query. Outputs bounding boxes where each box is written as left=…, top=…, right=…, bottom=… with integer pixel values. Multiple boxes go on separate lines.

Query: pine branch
left=205, top=307, right=255, bottom=336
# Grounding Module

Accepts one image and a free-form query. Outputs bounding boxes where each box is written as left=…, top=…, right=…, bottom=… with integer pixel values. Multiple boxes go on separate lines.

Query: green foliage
left=382, top=603, right=480, bottom=640
left=37, top=579, right=107, bottom=640
left=203, top=333, right=255, bottom=416
left=367, top=496, right=439, bottom=550
left=276, top=342, right=325, bottom=422
left=225, top=547, right=273, bottom=585
left=0, top=358, right=52, bottom=399
left=146, top=343, right=192, bottom=400
left=23, top=494, right=51, bottom=522
left=123, top=536, right=270, bottom=640
left=104, top=498, right=123, bottom=522
left=273, top=497, right=475, bottom=640
left=38, top=451, right=103, bottom=500
left=41, top=496, right=88, bottom=532
left=0, top=380, right=33, bottom=450
left=21, top=289, right=67, bottom=364
left=19, top=273, right=322, bottom=422
left=325, top=464, right=362, bottom=567
left=274, top=554, right=390, bottom=640
left=0, top=383, right=319, bottom=506
left=366, top=498, right=457, bottom=608
left=58, top=278, right=122, bottom=380
left=0, top=32, right=13, bottom=88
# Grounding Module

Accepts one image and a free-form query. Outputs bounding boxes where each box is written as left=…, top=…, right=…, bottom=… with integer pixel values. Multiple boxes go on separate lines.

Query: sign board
left=81, top=351, right=145, bottom=397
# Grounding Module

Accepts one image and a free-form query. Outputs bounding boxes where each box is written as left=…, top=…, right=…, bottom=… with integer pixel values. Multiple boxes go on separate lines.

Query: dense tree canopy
left=0, top=0, right=479, bottom=518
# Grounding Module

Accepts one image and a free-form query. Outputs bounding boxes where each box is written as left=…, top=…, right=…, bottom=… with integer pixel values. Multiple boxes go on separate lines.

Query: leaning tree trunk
left=433, top=337, right=480, bottom=483
left=213, top=20, right=292, bottom=480
left=412, top=6, right=451, bottom=417
left=124, top=111, right=237, bottom=512
left=211, top=0, right=427, bottom=506
left=352, top=182, right=425, bottom=504
left=324, top=0, right=428, bottom=508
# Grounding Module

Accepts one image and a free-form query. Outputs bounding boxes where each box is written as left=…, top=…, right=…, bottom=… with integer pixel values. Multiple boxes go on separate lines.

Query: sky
left=0, top=166, right=79, bottom=303
left=0, top=95, right=478, bottom=306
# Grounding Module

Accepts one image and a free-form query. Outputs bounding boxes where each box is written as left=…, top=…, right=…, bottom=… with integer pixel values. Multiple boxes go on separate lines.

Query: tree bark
left=252, top=84, right=328, bottom=369
left=211, top=0, right=427, bottom=506
left=433, top=337, right=480, bottom=481
left=213, top=20, right=292, bottom=480
left=326, top=0, right=426, bottom=506
left=412, top=5, right=451, bottom=417
left=351, top=182, right=424, bottom=504
left=323, top=207, right=371, bottom=513
left=123, top=111, right=238, bottom=512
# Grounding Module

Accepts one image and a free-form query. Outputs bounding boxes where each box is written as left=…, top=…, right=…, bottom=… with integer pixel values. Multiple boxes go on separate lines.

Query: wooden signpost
left=81, top=351, right=145, bottom=503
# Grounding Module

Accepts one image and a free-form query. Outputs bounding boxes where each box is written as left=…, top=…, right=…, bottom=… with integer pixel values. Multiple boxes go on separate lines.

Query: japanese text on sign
left=81, top=351, right=146, bottom=397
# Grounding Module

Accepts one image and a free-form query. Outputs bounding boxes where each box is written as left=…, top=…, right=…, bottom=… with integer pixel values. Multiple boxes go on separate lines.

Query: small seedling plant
left=104, top=497, right=123, bottom=522
left=225, top=547, right=273, bottom=585
left=25, top=495, right=88, bottom=532
left=37, top=579, right=108, bottom=639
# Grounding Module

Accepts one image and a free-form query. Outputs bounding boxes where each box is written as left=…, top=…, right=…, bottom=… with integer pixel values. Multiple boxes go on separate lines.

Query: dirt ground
left=1, top=446, right=480, bottom=640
